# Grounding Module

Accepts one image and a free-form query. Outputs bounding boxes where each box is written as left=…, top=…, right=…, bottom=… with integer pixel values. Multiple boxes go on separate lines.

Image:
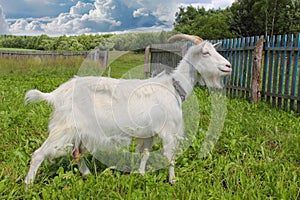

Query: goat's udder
left=72, top=148, right=80, bottom=163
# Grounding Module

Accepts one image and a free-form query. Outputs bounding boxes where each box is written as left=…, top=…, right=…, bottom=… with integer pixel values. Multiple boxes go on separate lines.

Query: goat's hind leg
left=72, top=148, right=91, bottom=176
left=25, top=134, right=74, bottom=185
left=25, top=138, right=69, bottom=184
left=25, top=146, right=46, bottom=185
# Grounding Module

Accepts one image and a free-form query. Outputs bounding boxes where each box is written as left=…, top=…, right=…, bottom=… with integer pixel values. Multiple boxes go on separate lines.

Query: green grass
left=0, top=53, right=299, bottom=199
left=107, top=51, right=146, bottom=78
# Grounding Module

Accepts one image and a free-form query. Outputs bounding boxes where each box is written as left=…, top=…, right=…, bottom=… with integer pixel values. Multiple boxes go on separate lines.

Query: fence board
left=246, top=37, right=253, bottom=99
left=284, top=35, right=293, bottom=109
left=241, top=37, right=246, bottom=98
left=290, top=34, right=298, bottom=110
left=296, top=35, right=300, bottom=112
left=272, top=36, right=280, bottom=106
left=263, top=36, right=271, bottom=103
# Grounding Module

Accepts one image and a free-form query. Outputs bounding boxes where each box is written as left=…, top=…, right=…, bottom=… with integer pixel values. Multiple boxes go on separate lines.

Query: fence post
left=251, top=37, right=265, bottom=103
left=144, top=46, right=150, bottom=77
left=103, top=51, right=108, bottom=68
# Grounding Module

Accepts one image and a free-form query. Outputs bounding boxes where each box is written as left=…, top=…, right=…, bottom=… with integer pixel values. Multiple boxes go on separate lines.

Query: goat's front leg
left=168, top=161, right=176, bottom=184
left=163, top=137, right=177, bottom=184
left=136, top=138, right=152, bottom=176
left=139, top=148, right=150, bottom=176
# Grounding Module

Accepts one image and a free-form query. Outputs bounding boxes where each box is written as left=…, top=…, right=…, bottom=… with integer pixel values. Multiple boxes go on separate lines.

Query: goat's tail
left=25, top=89, right=52, bottom=105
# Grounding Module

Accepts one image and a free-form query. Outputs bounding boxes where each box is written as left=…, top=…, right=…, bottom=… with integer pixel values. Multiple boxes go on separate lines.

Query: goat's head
left=168, top=34, right=232, bottom=88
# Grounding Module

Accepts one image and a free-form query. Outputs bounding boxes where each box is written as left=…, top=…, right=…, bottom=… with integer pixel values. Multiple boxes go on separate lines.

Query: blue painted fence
left=262, top=34, right=300, bottom=112
left=215, top=34, right=300, bottom=112
left=214, top=36, right=259, bottom=99
left=148, top=33, right=300, bottom=112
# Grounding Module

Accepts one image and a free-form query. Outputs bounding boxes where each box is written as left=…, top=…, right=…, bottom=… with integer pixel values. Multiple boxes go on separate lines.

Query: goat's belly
left=71, top=103, right=180, bottom=140
left=92, top=95, right=181, bottom=136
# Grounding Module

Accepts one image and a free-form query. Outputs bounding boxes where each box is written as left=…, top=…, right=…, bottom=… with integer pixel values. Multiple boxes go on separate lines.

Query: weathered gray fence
left=0, top=49, right=109, bottom=68
left=145, top=33, right=300, bottom=112
left=0, top=51, right=88, bottom=60
left=145, top=43, right=188, bottom=77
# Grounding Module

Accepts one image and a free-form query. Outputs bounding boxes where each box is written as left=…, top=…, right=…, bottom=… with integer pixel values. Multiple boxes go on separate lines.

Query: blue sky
left=0, top=0, right=234, bottom=35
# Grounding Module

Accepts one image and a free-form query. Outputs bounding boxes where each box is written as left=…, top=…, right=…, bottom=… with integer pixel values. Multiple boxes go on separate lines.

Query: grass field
left=0, top=53, right=299, bottom=199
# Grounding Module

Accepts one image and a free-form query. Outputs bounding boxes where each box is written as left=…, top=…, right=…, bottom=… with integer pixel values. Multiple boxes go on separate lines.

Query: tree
left=229, top=0, right=259, bottom=36
left=230, top=0, right=300, bottom=37
left=174, top=6, right=235, bottom=39
left=174, top=1, right=299, bottom=38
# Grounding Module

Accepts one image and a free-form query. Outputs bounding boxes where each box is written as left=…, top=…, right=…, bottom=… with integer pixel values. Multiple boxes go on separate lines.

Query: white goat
left=24, top=34, right=231, bottom=184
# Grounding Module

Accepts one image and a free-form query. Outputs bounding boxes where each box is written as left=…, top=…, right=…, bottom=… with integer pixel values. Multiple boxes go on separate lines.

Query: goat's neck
left=171, top=58, right=199, bottom=98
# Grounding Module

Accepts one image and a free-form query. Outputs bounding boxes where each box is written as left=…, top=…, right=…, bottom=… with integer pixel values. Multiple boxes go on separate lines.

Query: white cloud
left=177, top=0, right=211, bottom=4
left=133, top=8, right=149, bottom=18
left=180, top=0, right=235, bottom=10
left=214, top=0, right=235, bottom=9
left=5, top=0, right=234, bottom=35
left=40, top=0, right=170, bottom=34
left=152, top=3, right=178, bottom=23
left=70, top=1, right=94, bottom=16
left=0, top=5, right=10, bottom=34
left=10, top=19, right=44, bottom=34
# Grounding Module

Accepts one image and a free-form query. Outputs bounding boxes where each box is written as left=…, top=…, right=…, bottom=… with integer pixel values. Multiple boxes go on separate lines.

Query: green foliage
left=0, top=31, right=175, bottom=52
left=174, top=7, right=235, bottom=39
left=174, top=0, right=300, bottom=38
left=1, top=55, right=300, bottom=199
left=230, top=0, right=300, bottom=37
left=98, top=31, right=174, bottom=51
left=0, top=34, right=113, bottom=52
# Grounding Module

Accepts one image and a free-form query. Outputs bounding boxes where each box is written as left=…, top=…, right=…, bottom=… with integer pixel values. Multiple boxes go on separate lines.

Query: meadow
left=0, top=53, right=299, bottom=199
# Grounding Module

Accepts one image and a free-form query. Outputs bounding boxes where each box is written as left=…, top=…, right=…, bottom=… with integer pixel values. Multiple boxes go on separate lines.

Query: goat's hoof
left=170, top=179, right=177, bottom=184
left=24, top=181, right=33, bottom=192
left=24, top=177, right=33, bottom=185
left=82, top=172, right=92, bottom=180
left=140, top=171, right=145, bottom=176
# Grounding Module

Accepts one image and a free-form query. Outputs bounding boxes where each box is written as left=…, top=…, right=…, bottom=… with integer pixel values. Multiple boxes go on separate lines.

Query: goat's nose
left=226, top=64, right=231, bottom=68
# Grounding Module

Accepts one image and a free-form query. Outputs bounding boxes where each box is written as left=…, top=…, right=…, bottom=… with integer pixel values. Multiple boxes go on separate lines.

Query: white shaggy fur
left=24, top=39, right=231, bottom=185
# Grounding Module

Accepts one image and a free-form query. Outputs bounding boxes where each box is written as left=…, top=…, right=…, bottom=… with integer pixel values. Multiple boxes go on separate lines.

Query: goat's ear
left=213, top=42, right=221, bottom=49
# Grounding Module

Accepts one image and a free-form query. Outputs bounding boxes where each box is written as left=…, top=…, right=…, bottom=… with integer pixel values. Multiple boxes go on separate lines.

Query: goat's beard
left=200, top=76, right=224, bottom=89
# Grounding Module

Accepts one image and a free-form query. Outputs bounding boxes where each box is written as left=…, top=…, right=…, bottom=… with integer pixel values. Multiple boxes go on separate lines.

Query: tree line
left=0, top=34, right=112, bottom=52
left=0, top=31, right=174, bottom=52
left=174, top=0, right=299, bottom=39
left=0, top=0, right=299, bottom=51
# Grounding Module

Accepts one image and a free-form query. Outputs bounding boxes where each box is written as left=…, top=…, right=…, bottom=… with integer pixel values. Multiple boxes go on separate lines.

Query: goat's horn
left=167, top=34, right=203, bottom=45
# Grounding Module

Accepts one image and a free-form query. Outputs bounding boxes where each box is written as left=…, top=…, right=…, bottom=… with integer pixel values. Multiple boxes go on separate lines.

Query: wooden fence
left=0, top=49, right=109, bottom=68
left=145, top=43, right=188, bottom=77
left=145, top=33, right=300, bottom=112
left=0, top=50, right=88, bottom=60
left=262, top=34, right=300, bottom=112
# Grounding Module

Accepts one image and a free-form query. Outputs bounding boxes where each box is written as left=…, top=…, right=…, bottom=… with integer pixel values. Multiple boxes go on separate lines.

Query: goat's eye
left=202, top=51, right=210, bottom=56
